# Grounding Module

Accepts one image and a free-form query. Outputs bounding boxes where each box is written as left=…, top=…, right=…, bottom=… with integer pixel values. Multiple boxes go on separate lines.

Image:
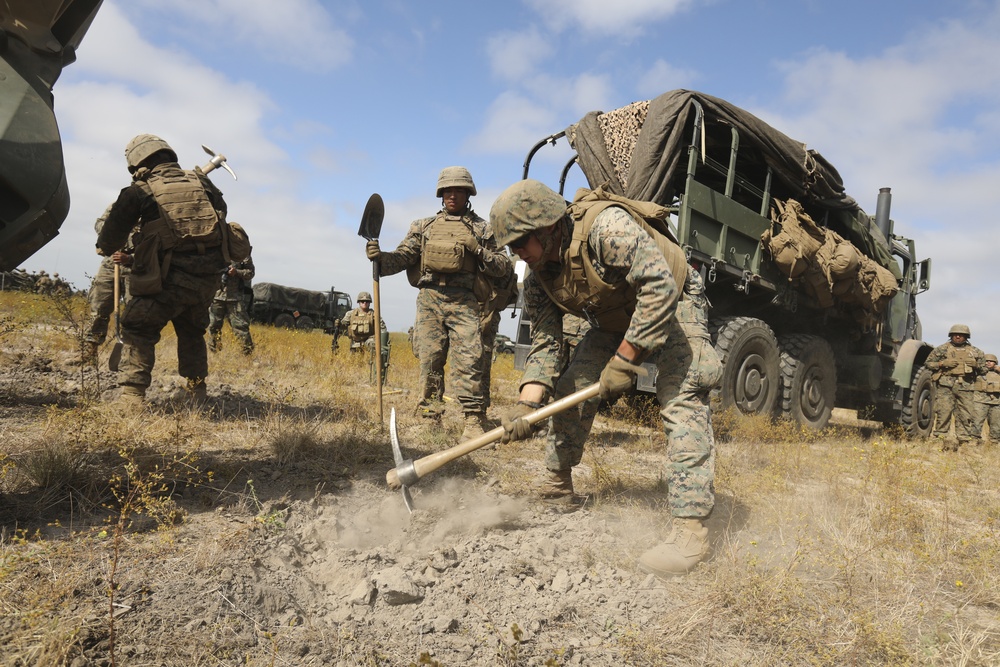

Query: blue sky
left=22, top=0, right=1000, bottom=352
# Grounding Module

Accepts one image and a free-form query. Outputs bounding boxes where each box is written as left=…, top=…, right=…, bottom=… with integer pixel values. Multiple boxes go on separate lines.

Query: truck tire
left=901, top=365, right=934, bottom=438
left=274, top=313, right=295, bottom=329
left=777, top=334, right=836, bottom=430
left=296, top=315, right=315, bottom=330
left=713, top=317, right=780, bottom=416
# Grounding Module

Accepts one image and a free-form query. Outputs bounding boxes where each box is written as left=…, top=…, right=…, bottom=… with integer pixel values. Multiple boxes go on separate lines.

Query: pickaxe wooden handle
left=386, top=383, right=600, bottom=490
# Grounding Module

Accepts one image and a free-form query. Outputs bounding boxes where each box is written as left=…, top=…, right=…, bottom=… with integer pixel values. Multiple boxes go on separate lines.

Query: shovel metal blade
left=358, top=193, right=384, bottom=241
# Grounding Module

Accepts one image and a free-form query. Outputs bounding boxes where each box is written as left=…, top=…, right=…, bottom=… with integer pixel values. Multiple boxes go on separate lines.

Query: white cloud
left=749, top=7, right=1000, bottom=355
left=635, top=59, right=698, bottom=98
left=525, top=0, right=696, bottom=35
left=129, top=0, right=354, bottom=72
left=486, top=27, right=553, bottom=81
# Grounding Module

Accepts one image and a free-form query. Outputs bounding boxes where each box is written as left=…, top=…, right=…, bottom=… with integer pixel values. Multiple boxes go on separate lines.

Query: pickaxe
left=386, top=383, right=601, bottom=510
left=200, top=145, right=237, bottom=180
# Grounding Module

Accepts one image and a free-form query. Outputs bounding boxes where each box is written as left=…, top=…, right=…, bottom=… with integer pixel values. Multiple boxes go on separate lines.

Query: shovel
left=108, top=263, right=124, bottom=372
left=358, top=193, right=385, bottom=426
left=386, top=383, right=601, bottom=502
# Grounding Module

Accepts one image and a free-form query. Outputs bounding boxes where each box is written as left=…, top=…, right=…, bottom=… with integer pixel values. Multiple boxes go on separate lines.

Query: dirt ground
left=0, top=340, right=733, bottom=667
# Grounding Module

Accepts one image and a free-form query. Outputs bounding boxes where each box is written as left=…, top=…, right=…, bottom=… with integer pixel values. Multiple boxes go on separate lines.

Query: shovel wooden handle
left=386, top=383, right=600, bottom=489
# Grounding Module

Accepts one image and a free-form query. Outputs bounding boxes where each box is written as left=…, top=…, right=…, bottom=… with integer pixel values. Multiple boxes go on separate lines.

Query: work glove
left=938, top=357, right=957, bottom=370
left=598, top=355, right=647, bottom=402
left=463, top=236, right=482, bottom=257
left=501, top=401, right=538, bottom=443
left=365, top=239, right=381, bottom=261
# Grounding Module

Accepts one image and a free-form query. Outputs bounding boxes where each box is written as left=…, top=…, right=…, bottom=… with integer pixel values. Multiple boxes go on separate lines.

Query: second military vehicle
left=517, top=89, right=934, bottom=434
left=250, top=282, right=352, bottom=334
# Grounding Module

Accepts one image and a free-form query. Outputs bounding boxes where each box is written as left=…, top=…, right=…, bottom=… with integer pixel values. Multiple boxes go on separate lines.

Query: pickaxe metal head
left=200, top=144, right=237, bottom=181
left=389, top=408, right=415, bottom=512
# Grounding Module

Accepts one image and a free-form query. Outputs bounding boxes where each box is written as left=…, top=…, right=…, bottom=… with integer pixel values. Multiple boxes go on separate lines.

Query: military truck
left=516, top=89, right=935, bottom=434
left=249, top=282, right=352, bottom=333
left=0, top=1, right=105, bottom=271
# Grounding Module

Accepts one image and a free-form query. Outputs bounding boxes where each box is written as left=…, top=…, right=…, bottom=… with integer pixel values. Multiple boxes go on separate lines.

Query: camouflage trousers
left=932, top=382, right=979, bottom=441
left=85, top=256, right=129, bottom=345
left=349, top=337, right=389, bottom=386
left=413, top=286, right=484, bottom=414
left=208, top=298, right=254, bottom=353
left=971, top=397, right=1000, bottom=442
left=118, top=265, right=220, bottom=391
left=479, top=308, right=502, bottom=410
left=544, top=315, right=722, bottom=519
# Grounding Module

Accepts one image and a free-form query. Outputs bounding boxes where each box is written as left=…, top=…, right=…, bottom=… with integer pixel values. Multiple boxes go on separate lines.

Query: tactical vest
left=976, top=370, right=1000, bottom=393
left=137, top=165, right=222, bottom=252
left=422, top=214, right=477, bottom=275
left=348, top=308, right=375, bottom=340
left=533, top=194, right=689, bottom=333
left=942, top=345, right=977, bottom=377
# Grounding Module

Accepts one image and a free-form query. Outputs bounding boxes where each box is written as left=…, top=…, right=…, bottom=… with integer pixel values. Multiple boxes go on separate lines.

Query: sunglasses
left=508, top=233, right=532, bottom=250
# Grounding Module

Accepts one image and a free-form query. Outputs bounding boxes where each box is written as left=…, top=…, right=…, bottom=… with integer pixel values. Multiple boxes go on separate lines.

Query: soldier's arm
left=97, top=186, right=143, bottom=256
left=519, top=272, right=564, bottom=393
left=378, top=219, right=424, bottom=276
left=591, top=208, right=678, bottom=356
left=235, top=257, right=255, bottom=281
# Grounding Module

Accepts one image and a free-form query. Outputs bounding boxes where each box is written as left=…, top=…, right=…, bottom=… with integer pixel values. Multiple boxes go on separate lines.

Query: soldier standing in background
left=477, top=254, right=517, bottom=415
left=924, top=324, right=986, bottom=450
left=83, top=205, right=133, bottom=362
left=972, top=353, right=1000, bottom=445
left=97, top=134, right=229, bottom=408
left=365, top=167, right=510, bottom=441
left=342, top=291, right=389, bottom=384
left=491, top=179, right=722, bottom=578
left=208, top=254, right=256, bottom=355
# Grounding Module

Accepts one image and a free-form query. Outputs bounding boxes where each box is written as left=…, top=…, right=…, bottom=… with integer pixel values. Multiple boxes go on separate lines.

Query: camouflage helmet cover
left=125, top=134, right=177, bottom=171
left=986, top=353, right=998, bottom=363
left=435, top=166, right=477, bottom=197
left=356, top=291, right=372, bottom=302
left=490, top=179, right=567, bottom=247
left=948, top=323, right=971, bottom=337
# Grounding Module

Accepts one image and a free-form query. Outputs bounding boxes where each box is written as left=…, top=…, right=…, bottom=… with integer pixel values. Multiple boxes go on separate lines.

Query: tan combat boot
left=118, top=385, right=146, bottom=412
left=638, top=518, right=709, bottom=578
left=461, top=412, right=487, bottom=441
left=535, top=469, right=574, bottom=501
left=184, top=378, right=208, bottom=409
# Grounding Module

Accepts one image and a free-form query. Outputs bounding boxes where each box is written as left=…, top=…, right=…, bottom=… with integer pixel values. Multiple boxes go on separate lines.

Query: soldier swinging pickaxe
left=108, top=144, right=238, bottom=372
left=386, top=383, right=601, bottom=512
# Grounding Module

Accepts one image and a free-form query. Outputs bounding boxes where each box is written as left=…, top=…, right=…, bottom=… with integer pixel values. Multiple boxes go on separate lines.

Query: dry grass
left=1, top=291, right=1000, bottom=665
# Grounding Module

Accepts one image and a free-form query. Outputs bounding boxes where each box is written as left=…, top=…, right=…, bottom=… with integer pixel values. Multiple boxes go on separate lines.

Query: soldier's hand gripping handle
left=599, top=353, right=647, bottom=401
left=501, top=401, right=538, bottom=443
left=365, top=240, right=381, bottom=262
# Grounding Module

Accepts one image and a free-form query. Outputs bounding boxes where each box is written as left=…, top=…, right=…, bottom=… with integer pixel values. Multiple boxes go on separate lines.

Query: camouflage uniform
left=342, top=300, right=389, bottom=384
left=520, top=206, right=722, bottom=519
left=972, top=358, right=1000, bottom=443
left=85, top=206, right=135, bottom=352
left=377, top=210, right=509, bottom=416
left=925, top=338, right=986, bottom=445
left=478, top=256, right=517, bottom=410
left=209, top=255, right=255, bottom=354
left=98, top=160, right=228, bottom=397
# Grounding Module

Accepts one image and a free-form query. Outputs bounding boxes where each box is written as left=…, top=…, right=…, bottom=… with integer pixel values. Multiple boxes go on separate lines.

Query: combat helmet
left=986, top=353, right=998, bottom=363
left=356, top=291, right=372, bottom=303
left=948, top=324, right=971, bottom=338
left=490, top=179, right=567, bottom=247
left=125, top=134, right=177, bottom=173
left=436, top=166, right=477, bottom=197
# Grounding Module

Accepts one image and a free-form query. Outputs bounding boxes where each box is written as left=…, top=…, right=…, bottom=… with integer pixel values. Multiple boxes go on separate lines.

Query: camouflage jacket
left=925, top=341, right=986, bottom=388
left=214, top=256, right=255, bottom=302
left=378, top=209, right=508, bottom=292
left=520, top=206, right=680, bottom=391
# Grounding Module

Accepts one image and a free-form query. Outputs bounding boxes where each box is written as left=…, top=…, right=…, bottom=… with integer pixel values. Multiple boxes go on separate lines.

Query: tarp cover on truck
left=252, top=283, right=327, bottom=313
left=566, top=89, right=898, bottom=276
